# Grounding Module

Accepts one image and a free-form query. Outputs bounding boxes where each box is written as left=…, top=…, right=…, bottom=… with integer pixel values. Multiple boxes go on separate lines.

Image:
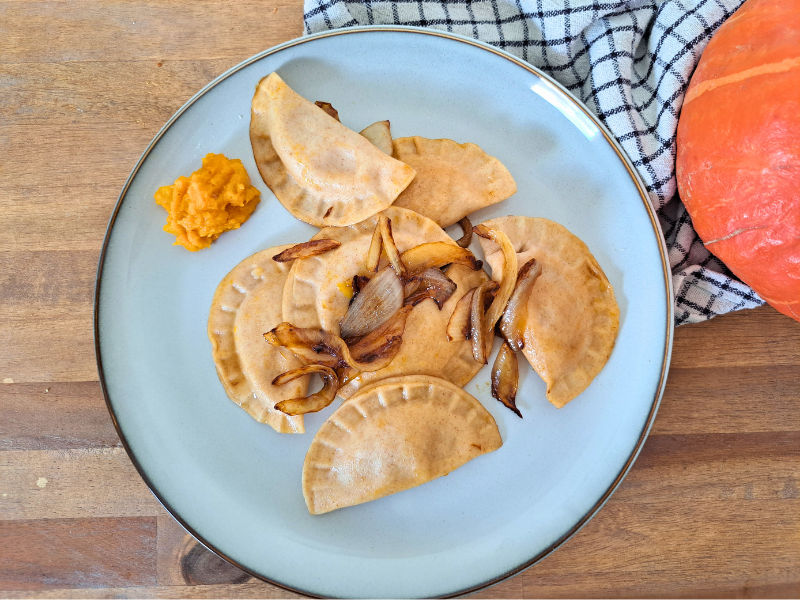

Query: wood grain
left=0, top=517, right=157, bottom=590
left=0, top=0, right=798, bottom=596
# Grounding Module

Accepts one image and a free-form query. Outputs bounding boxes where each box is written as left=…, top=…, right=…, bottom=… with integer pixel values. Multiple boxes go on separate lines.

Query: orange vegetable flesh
left=154, top=153, right=261, bottom=251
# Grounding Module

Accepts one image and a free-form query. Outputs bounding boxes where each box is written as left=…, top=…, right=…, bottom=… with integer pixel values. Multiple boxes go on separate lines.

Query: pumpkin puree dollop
left=154, top=153, right=261, bottom=251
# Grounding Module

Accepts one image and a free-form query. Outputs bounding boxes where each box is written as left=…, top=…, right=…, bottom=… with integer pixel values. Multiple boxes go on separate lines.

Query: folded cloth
left=304, top=0, right=766, bottom=325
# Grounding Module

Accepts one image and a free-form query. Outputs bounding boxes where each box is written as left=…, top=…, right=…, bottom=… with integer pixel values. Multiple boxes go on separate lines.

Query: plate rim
left=94, top=24, right=675, bottom=599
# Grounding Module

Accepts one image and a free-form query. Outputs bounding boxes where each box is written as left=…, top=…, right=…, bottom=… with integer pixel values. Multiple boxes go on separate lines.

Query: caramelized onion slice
left=379, top=216, right=407, bottom=278
left=473, top=224, right=519, bottom=353
left=404, top=268, right=457, bottom=309
left=265, top=324, right=346, bottom=368
left=340, top=266, right=403, bottom=339
left=446, top=288, right=475, bottom=341
left=456, top=217, right=473, bottom=248
left=470, top=280, right=500, bottom=364
left=314, top=101, right=340, bottom=121
left=401, top=242, right=482, bottom=275
left=491, top=342, right=521, bottom=418
left=264, top=323, right=386, bottom=372
left=365, top=215, right=407, bottom=276
left=349, top=305, right=412, bottom=366
left=349, top=274, right=370, bottom=307
left=359, top=120, right=393, bottom=156
left=272, top=239, right=341, bottom=262
left=499, top=258, right=542, bottom=350
left=273, top=365, right=339, bottom=415
left=365, top=220, right=382, bottom=273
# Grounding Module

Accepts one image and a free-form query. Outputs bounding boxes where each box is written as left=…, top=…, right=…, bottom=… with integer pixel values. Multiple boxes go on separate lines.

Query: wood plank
left=616, top=431, right=799, bottom=503
left=0, top=0, right=304, bottom=65
left=670, top=306, right=800, bottom=369
left=519, top=497, right=799, bottom=598
left=652, top=364, right=800, bottom=435
left=0, top=381, right=118, bottom=451
left=0, top=187, right=120, bottom=252
left=0, top=251, right=97, bottom=306
left=0, top=305, right=96, bottom=383
left=0, top=517, right=157, bottom=591
left=0, top=123, right=157, bottom=191
left=0, top=581, right=304, bottom=599
left=0, top=60, right=238, bottom=127
left=0, top=447, right=161, bottom=520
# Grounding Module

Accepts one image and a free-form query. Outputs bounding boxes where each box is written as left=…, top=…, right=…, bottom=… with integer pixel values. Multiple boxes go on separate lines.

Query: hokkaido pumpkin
left=676, top=0, right=800, bottom=321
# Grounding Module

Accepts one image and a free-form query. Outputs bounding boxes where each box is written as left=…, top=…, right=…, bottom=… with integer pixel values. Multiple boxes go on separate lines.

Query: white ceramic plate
left=96, top=26, right=673, bottom=599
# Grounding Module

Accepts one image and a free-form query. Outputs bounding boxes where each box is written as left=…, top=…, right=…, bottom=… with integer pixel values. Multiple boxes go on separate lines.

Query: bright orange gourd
left=676, top=0, right=800, bottom=321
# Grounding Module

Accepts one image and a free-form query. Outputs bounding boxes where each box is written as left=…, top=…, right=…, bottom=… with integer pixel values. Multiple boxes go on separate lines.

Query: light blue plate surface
left=96, top=27, right=673, bottom=599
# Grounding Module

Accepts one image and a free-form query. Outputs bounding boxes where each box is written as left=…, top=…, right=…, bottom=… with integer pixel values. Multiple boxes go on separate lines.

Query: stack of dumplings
left=206, top=71, right=619, bottom=514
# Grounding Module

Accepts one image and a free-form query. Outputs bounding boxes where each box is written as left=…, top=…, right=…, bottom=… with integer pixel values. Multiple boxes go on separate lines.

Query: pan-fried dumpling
left=282, top=207, right=485, bottom=398
left=250, top=73, right=416, bottom=227
left=302, top=375, right=502, bottom=514
left=208, top=246, right=307, bottom=433
left=477, top=217, right=620, bottom=408
left=392, top=137, right=517, bottom=227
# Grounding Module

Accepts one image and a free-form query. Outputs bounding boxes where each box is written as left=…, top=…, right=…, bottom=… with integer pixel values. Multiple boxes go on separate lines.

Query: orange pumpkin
left=676, top=0, right=800, bottom=321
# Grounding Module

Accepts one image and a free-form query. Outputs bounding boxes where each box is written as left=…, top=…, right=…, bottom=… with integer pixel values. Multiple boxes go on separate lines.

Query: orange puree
left=154, top=153, right=261, bottom=251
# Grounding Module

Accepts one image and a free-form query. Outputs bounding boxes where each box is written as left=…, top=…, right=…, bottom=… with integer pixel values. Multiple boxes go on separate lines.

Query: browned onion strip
left=491, top=342, right=521, bottom=418
left=456, top=217, right=473, bottom=248
left=365, top=221, right=382, bottom=273
left=272, top=239, right=341, bottom=262
left=314, top=101, right=340, bottom=121
left=264, top=323, right=387, bottom=372
left=400, top=242, right=481, bottom=275
left=473, top=224, right=519, bottom=354
left=349, top=274, right=370, bottom=307
left=379, top=216, right=407, bottom=278
left=340, top=266, right=403, bottom=339
left=446, top=288, right=475, bottom=341
left=470, top=280, right=500, bottom=363
left=349, top=305, right=412, bottom=365
left=499, top=258, right=542, bottom=350
left=273, top=365, right=339, bottom=415
left=404, top=268, right=457, bottom=309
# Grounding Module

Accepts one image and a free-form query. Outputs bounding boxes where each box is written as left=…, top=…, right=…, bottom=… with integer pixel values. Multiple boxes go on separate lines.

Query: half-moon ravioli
left=208, top=245, right=307, bottom=433
left=302, top=375, right=502, bottom=514
left=282, top=206, right=486, bottom=398
left=391, top=136, right=517, bottom=227
left=250, top=73, right=416, bottom=227
left=477, top=216, right=620, bottom=408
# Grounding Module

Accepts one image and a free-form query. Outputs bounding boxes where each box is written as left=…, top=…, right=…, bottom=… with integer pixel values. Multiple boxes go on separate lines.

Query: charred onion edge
left=365, top=220, right=382, bottom=273
left=470, top=280, right=500, bottom=364
left=400, top=242, right=481, bottom=275
left=349, top=305, right=412, bottom=364
left=272, top=239, right=341, bottom=263
left=314, top=101, right=340, bottom=121
left=264, top=323, right=389, bottom=372
left=272, top=365, right=339, bottom=415
left=473, top=224, right=519, bottom=354
left=499, top=258, right=542, bottom=350
left=446, top=288, right=475, bottom=341
left=404, top=268, right=457, bottom=309
left=456, top=217, right=473, bottom=248
left=379, top=216, right=407, bottom=278
left=491, top=342, right=521, bottom=418
left=340, top=266, right=404, bottom=339
left=348, top=274, right=370, bottom=307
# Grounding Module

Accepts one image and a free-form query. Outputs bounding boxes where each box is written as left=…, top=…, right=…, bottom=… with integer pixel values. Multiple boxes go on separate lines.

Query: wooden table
left=1, top=1, right=798, bottom=597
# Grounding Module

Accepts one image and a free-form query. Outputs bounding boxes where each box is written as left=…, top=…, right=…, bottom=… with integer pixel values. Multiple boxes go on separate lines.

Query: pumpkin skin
left=676, top=0, right=800, bottom=321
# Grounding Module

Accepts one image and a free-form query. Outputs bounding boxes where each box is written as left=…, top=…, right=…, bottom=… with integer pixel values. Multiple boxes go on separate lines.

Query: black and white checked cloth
left=304, top=0, right=766, bottom=325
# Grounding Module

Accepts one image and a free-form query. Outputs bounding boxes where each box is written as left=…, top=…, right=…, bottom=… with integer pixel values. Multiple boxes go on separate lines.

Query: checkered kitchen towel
left=304, top=0, right=766, bottom=325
